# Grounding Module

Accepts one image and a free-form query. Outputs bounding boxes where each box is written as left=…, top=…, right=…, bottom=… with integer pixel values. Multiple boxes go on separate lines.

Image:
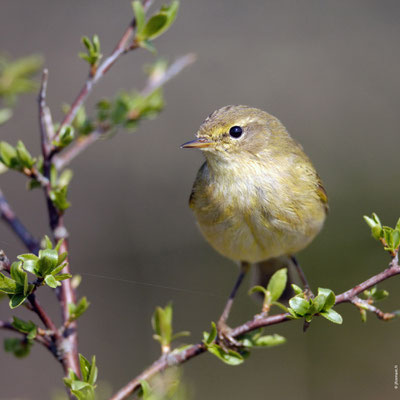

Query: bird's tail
left=251, top=256, right=294, bottom=301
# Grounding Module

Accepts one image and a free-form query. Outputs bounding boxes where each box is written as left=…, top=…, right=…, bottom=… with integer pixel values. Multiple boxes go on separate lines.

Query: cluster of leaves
left=287, top=286, right=342, bottom=324
left=97, top=87, right=164, bottom=132
left=357, top=286, right=390, bottom=322
left=79, top=35, right=102, bottom=73
left=48, top=165, right=73, bottom=211
left=202, top=322, right=285, bottom=366
left=152, top=302, right=190, bottom=353
left=132, top=1, right=179, bottom=53
left=4, top=317, right=37, bottom=358
left=0, top=236, right=70, bottom=308
left=64, top=354, right=98, bottom=400
left=68, top=296, right=90, bottom=323
left=0, top=135, right=74, bottom=211
left=364, top=213, right=400, bottom=255
left=0, top=140, right=36, bottom=171
left=0, top=54, right=42, bottom=125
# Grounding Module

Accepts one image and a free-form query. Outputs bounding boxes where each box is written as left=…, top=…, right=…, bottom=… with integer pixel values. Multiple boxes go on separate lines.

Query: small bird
left=181, top=105, right=328, bottom=341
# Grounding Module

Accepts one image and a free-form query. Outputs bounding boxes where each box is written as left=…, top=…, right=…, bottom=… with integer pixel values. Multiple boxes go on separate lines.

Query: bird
left=181, top=105, right=328, bottom=343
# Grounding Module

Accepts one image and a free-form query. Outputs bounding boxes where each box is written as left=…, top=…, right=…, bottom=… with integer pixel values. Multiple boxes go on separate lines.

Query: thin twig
left=110, top=259, right=400, bottom=400
left=141, top=53, right=197, bottom=97
left=0, top=188, right=40, bottom=254
left=52, top=0, right=153, bottom=149
left=351, top=297, right=396, bottom=321
left=52, top=53, right=196, bottom=171
left=53, top=129, right=103, bottom=171
left=0, top=319, right=53, bottom=350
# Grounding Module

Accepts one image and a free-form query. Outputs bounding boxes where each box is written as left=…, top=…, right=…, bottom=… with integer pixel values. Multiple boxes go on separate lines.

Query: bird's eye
left=229, top=125, right=243, bottom=138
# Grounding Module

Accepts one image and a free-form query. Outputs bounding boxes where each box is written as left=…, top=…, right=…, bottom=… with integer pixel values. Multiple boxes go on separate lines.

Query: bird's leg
left=217, top=261, right=250, bottom=349
left=291, top=256, right=313, bottom=298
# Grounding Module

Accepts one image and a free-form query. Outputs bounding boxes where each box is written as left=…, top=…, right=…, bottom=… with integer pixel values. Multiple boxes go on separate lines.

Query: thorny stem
left=110, top=258, right=400, bottom=400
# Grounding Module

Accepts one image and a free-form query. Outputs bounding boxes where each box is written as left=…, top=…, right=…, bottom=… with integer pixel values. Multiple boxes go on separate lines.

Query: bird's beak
left=180, top=137, right=213, bottom=149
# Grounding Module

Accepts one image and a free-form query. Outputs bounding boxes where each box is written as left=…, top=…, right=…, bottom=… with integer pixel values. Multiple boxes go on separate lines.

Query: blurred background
left=1, top=0, right=400, bottom=398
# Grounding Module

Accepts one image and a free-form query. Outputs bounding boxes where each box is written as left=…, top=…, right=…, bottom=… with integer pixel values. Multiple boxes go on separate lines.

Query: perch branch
left=110, top=258, right=400, bottom=400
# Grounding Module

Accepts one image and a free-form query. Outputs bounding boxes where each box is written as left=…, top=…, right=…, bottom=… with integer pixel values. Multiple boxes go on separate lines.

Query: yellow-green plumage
left=187, top=105, right=327, bottom=264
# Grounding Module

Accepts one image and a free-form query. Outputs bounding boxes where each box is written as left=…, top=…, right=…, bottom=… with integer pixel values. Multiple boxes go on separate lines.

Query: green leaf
left=54, top=273, right=72, bottom=281
left=0, top=272, right=17, bottom=294
left=10, top=262, right=28, bottom=295
left=291, top=284, right=303, bottom=295
left=132, top=1, right=146, bottom=35
left=37, top=249, right=59, bottom=276
left=51, top=262, right=67, bottom=276
left=364, top=213, right=382, bottom=240
left=44, top=274, right=61, bottom=288
left=203, top=321, right=217, bottom=345
left=0, top=141, right=19, bottom=169
left=320, top=308, right=343, bottom=324
left=267, top=268, right=287, bottom=302
left=317, top=288, right=336, bottom=310
left=248, top=285, right=267, bottom=296
left=54, top=125, right=75, bottom=147
left=4, top=337, right=32, bottom=358
left=18, top=253, right=38, bottom=275
left=138, top=1, right=179, bottom=41
left=151, top=302, right=173, bottom=348
left=207, top=343, right=244, bottom=366
left=49, top=186, right=71, bottom=211
left=9, top=292, right=28, bottom=309
left=58, top=169, right=73, bottom=188
left=240, top=331, right=286, bottom=348
left=288, top=296, right=310, bottom=316
left=68, top=297, right=90, bottom=322
left=16, top=140, right=35, bottom=168
left=139, top=380, right=152, bottom=398
left=12, top=317, right=37, bottom=339
left=171, top=330, right=190, bottom=341
left=392, top=229, right=400, bottom=250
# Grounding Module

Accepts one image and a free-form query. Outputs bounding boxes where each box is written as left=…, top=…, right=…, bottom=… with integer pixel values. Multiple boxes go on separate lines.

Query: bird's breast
left=191, top=158, right=325, bottom=263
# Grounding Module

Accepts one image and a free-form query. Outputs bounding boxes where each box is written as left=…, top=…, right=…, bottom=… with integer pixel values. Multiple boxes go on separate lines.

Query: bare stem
left=110, top=258, right=400, bottom=400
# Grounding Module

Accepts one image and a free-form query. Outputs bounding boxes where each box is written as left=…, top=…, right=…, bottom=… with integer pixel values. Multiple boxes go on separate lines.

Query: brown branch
left=0, top=319, right=53, bottom=350
left=0, top=188, right=40, bottom=254
left=51, top=0, right=153, bottom=149
left=110, top=258, right=400, bottom=400
left=53, top=129, right=103, bottom=171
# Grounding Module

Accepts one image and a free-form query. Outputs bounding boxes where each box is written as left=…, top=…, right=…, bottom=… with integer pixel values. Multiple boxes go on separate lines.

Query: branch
left=52, top=53, right=196, bottom=171
left=0, top=188, right=40, bottom=254
left=110, top=258, right=400, bottom=400
left=0, top=319, right=53, bottom=350
left=51, top=0, right=153, bottom=149
left=38, top=69, right=54, bottom=156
